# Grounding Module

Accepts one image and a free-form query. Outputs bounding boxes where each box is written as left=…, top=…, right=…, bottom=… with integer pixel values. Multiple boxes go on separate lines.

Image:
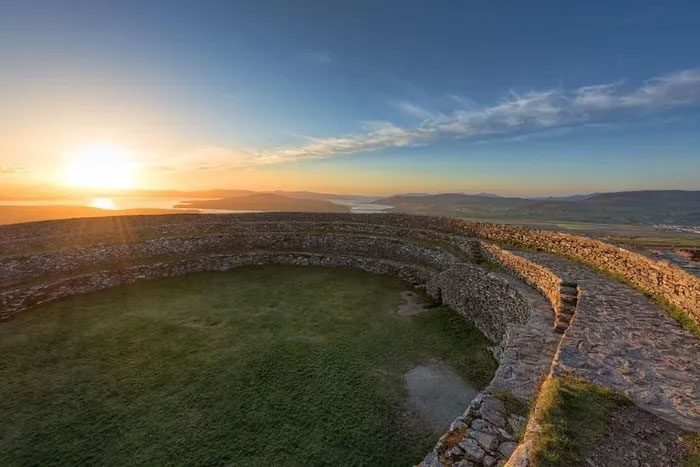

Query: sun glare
left=89, top=197, right=117, bottom=210
left=64, top=145, right=136, bottom=189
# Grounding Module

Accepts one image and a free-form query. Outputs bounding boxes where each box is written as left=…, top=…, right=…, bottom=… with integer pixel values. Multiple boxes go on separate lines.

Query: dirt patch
left=404, top=361, right=478, bottom=430
left=585, top=404, right=690, bottom=467
left=397, top=290, right=429, bottom=316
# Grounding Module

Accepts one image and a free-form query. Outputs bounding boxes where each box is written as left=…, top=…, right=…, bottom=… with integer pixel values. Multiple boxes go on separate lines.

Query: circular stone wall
left=2, top=213, right=696, bottom=465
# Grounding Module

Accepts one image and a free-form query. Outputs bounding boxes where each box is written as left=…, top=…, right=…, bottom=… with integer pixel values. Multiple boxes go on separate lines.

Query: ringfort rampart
left=1, top=213, right=698, bottom=466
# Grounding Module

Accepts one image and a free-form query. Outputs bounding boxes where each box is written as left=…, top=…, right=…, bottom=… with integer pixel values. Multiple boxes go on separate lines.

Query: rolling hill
left=175, top=193, right=351, bottom=213
left=377, top=190, right=700, bottom=225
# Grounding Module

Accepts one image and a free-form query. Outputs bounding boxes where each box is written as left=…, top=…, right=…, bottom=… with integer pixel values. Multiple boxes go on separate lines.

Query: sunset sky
left=1, top=0, right=700, bottom=196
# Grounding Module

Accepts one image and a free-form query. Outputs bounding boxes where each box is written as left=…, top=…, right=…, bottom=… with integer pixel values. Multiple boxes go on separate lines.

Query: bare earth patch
left=397, top=289, right=429, bottom=316
left=404, top=360, right=478, bottom=430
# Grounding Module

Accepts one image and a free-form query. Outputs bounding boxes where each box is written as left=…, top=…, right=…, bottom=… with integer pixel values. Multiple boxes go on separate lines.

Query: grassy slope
left=0, top=266, right=496, bottom=466
left=530, top=376, right=629, bottom=466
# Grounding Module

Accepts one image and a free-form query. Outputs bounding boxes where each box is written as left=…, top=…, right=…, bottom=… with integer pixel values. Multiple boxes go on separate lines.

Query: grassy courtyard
left=0, top=266, right=496, bottom=465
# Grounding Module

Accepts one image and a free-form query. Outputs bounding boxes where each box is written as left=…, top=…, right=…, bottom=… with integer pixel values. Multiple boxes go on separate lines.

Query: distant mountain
left=529, top=193, right=597, bottom=201
left=472, top=192, right=503, bottom=198
left=270, top=190, right=377, bottom=201
left=377, top=190, right=700, bottom=226
left=175, top=193, right=351, bottom=213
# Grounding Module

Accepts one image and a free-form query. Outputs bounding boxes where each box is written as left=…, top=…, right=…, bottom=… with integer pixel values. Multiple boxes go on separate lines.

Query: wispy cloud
left=300, top=50, right=334, bottom=64
left=0, top=166, right=29, bottom=174
left=194, top=68, right=700, bottom=169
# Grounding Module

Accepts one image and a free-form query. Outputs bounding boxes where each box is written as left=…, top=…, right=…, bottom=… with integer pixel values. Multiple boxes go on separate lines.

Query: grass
left=529, top=376, right=629, bottom=467
left=683, top=433, right=700, bottom=467
left=0, top=266, right=496, bottom=466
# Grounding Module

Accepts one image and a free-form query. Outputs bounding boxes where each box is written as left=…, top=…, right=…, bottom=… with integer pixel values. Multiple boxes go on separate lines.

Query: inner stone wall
left=426, top=264, right=530, bottom=343
left=0, top=232, right=457, bottom=289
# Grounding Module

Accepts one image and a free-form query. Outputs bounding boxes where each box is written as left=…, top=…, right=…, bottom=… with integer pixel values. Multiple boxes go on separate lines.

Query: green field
left=0, top=266, right=496, bottom=465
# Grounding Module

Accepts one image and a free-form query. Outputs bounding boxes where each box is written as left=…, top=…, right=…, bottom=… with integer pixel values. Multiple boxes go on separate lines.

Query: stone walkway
left=511, top=250, right=700, bottom=431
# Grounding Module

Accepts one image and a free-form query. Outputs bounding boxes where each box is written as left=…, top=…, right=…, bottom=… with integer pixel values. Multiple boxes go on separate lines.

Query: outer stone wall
left=456, top=220, right=700, bottom=325
left=3, top=211, right=696, bottom=329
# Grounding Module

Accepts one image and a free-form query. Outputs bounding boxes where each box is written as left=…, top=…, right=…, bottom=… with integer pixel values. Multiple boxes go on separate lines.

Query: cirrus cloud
left=192, top=68, right=700, bottom=169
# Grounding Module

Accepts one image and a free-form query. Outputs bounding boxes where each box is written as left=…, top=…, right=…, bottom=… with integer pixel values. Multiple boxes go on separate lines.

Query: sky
left=1, top=0, right=700, bottom=196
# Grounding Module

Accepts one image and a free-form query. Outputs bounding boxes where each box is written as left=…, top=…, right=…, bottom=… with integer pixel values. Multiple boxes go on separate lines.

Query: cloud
left=0, top=166, right=29, bottom=174
left=193, top=68, right=700, bottom=168
left=300, top=50, right=334, bottom=64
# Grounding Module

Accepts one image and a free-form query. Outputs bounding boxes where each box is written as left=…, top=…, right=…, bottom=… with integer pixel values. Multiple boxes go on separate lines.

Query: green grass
left=530, top=376, right=629, bottom=467
left=683, top=433, right=700, bottom=467
left=0, top=266, right=496, bottom=466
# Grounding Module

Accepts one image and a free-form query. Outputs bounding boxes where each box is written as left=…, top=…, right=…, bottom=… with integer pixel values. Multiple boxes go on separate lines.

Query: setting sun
left=64, top=145, right=136, bottom=189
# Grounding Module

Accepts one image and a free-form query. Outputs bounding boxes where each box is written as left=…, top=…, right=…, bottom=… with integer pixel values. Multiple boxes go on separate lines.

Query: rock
left=498, top=441, right=517, bottom=458
left=469, top=429, right=499, bottom=451
left=470, top=418, right=499, bottom=434
left=508, top=415, right=527, bottom=435
left=483, top=454, right=497, bottom=467
left=458, top=438, right=486, bottom=463
left=450, top=417, right=467, bottom=431
left=498, top=427, right=513, bottom=440
left=480, top=401, right=506, bottom=427
left=420, top=451, right=444, bottom=467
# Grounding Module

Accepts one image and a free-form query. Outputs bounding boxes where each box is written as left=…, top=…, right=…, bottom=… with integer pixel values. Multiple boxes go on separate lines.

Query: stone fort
left=1, top=213, right=698, bottom=466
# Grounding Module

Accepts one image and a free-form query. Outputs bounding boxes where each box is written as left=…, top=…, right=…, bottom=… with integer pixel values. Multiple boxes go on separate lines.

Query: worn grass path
left=0, top=266, right=496, bottom=466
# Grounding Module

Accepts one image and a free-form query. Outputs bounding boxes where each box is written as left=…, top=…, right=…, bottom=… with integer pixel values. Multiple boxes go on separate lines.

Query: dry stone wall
left=426, top=264, right=530, bottom=344
left=455, top=220, right=700, bottom=325
left=4, top=211, right=696, bottom=330
left=0, top=232, right=457, bottom=289
left=3, top=212, right=695, bottom=466
left=0, top=252, right=431, bottom=322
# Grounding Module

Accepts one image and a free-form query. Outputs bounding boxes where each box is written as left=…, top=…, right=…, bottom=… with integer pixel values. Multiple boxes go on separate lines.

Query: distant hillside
left=0, top=205, right=193, bottom=225
left=176, top=193, right=351, bottom=213
left=377, top=190, right=700, bottom=225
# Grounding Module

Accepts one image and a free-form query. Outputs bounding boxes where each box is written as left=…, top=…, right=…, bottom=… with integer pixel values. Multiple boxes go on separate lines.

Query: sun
left=64, top=144, right=137, bottom=189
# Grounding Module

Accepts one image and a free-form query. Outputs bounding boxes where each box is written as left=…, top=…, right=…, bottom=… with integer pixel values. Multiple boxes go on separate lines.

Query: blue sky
left=1, top=0, right=699, bottom=195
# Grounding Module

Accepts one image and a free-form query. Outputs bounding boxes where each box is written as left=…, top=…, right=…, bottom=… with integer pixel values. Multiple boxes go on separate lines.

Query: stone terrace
left=513, top=250, right=700, bottom=431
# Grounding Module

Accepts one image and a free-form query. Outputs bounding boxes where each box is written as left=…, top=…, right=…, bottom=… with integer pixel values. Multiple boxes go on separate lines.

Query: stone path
left=511, top=250, right=700, bottom=431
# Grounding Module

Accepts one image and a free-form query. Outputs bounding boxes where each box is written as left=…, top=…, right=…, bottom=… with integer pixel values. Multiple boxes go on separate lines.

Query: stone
left=458, top=438, right=486, bottom=463
left=420, top=451, right=444, bottom=467
left=479, top=400, right=506, bottom=428
left=508, top=415, right=527, bottom=435
left=483, top=454, right=497, bottom=467
left=470, top=418, right=499, bottom=434
left=497, top=427, right=513, bottom=440
left=449, top=417, right=467, bottom=431
left=445, top=446, right=465, bottom=459
left=498, top=441, right=517, bottom=458
left=469, top=429, right=499, bottom=451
